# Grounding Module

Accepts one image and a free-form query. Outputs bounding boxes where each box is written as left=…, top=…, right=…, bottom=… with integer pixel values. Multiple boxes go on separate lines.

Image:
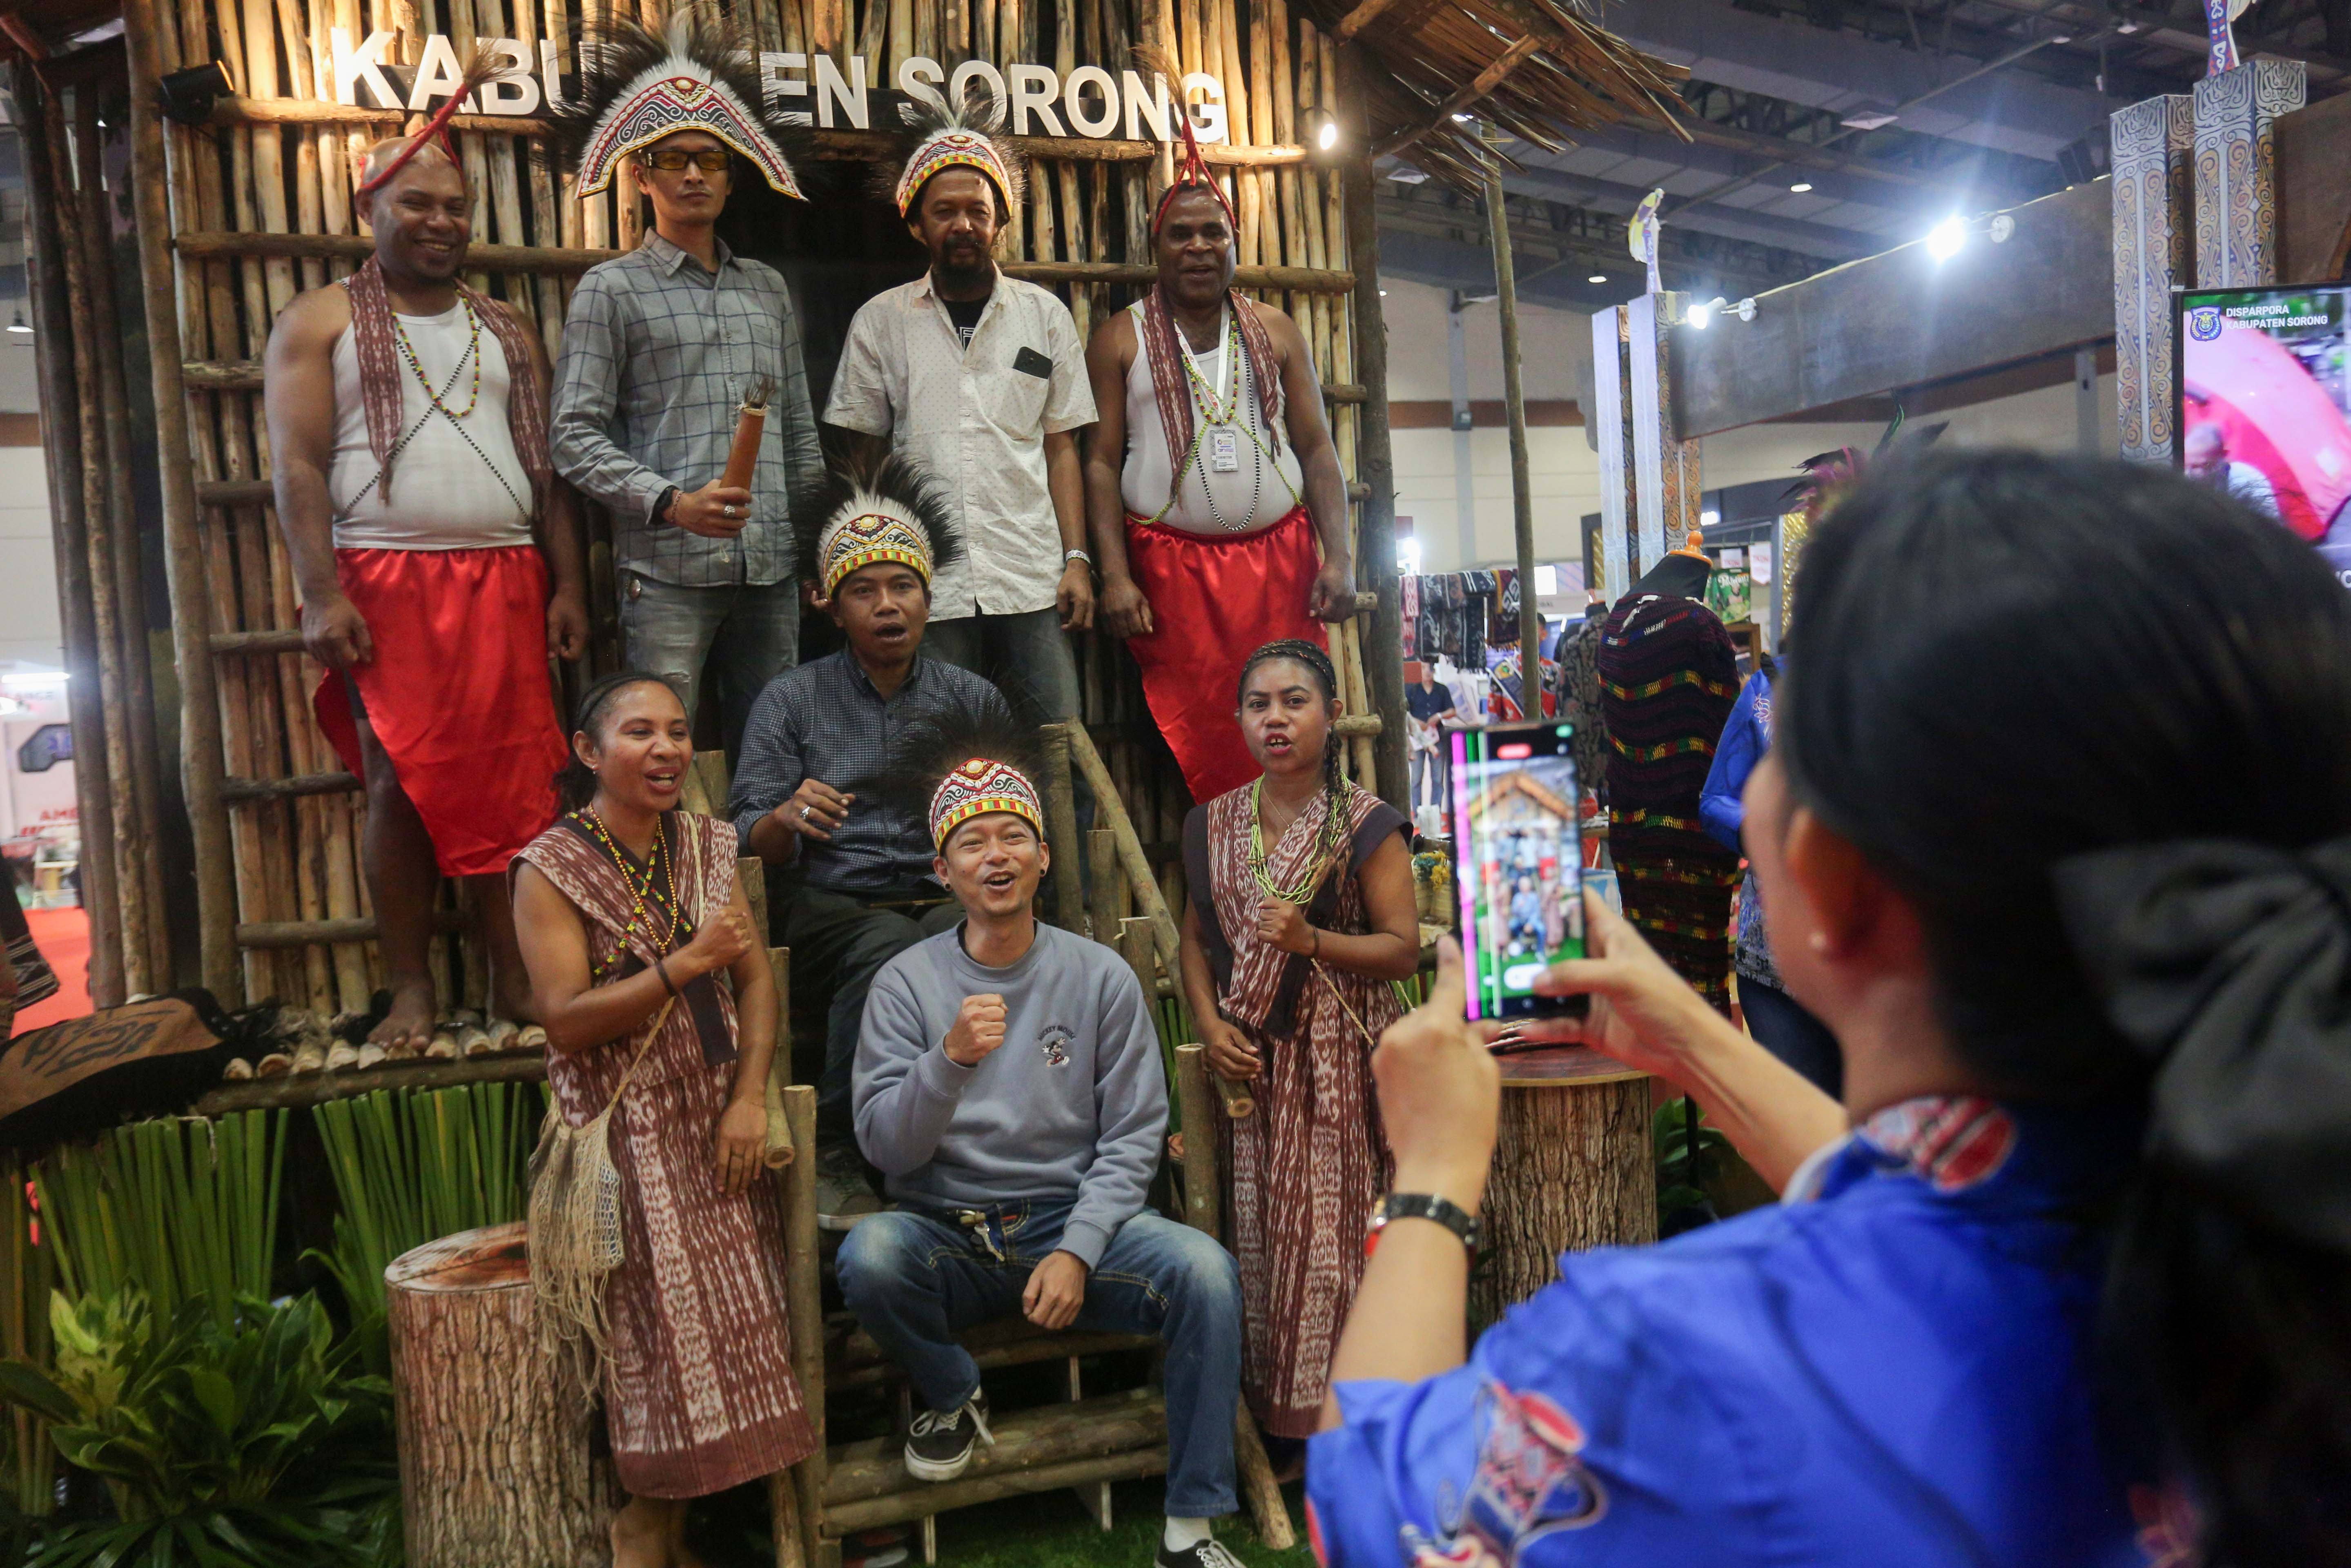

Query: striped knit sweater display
left=1598, top=591, right=1743, bottom=1012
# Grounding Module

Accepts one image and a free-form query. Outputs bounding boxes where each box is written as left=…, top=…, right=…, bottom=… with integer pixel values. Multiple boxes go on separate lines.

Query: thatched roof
left=1301, top=0, right=1689, bottom=187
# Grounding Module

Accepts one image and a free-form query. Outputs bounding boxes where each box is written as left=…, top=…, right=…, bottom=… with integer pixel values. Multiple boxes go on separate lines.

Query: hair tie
left=2054, top=834, right=2351, bottom=1250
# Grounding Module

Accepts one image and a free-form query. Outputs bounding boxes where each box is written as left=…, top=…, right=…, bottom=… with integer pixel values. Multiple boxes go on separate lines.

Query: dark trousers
left=1740, top=975, right=1843, bottom=1098
left=776, top=882, right=963, bottom=1145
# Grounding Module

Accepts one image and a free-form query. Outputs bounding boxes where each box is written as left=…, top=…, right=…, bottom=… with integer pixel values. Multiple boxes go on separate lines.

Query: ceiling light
left=1700, top=509, right=1720, bottom=528
left=1317, top=119, right=1339, bottom=151
left=1389, top=167, right=1429, bottom=185
left=1586, top=274, right=1607, bottom=284
left=1789, top=181, right=1813, bottom=193
left=6, top=310, right=29, bottom=335
left=1687, top=301, right=1713, bottom=330
left=1926, top=215, right=1967, bottom=262
left=1839, top=106, right=1899, bottom=131
left=2117, top=19, right=2142, bottom=31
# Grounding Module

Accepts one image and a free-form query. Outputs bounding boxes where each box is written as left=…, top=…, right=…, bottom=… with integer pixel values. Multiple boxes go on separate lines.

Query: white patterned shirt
left=824, top=272, right=1096, bottom=620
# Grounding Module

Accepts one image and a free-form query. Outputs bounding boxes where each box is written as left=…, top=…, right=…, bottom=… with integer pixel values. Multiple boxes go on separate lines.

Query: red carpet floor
left=12, top=906, right=91, bottom=1034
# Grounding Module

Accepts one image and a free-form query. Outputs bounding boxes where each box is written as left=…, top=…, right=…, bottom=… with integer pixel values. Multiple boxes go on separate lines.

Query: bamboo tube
left=16, top=63, right=127, bottom=1009
left=887, top=0, right=911, bottom=76
left=42, top=89, right=153, bottom=999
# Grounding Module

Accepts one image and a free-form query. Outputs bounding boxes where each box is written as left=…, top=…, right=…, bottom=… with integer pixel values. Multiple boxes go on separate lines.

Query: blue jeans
left=620, top=572, right=800, bottom=764
left=836, top=1199, right=1242, bottom=1518
left=924, top=608, right=1081, bottom=725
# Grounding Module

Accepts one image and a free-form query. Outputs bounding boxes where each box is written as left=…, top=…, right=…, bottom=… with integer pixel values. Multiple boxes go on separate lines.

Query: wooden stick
left=779, top=1084, right=827, bottom=1568
left=1042, top=726, right=1085, bottom=934
left=192, top=1049, right=548, bottom=1114
left=1172, top=1044, right=1221, bottom=1235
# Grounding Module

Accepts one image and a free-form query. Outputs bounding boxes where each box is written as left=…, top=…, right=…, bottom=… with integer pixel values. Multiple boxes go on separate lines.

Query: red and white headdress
left=887, top=88, right=1025, bottom=218
left=542, top=8, right=807, bottom=199
left=1148, top=54, right=1236, bottom=236
left=927, top=757, right=1046, bottom=849
left=792, top=452, right=963, bottom=600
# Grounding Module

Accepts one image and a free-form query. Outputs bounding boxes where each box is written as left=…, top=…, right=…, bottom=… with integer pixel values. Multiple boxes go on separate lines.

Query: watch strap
left=1367, top=1192, right=1482, bottom=1257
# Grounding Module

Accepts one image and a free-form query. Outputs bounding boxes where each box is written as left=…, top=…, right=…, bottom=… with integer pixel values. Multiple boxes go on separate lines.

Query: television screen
left=2178, top=285, right=2351, bottom=584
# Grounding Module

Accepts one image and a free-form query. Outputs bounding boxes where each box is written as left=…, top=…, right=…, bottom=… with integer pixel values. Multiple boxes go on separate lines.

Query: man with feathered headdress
left=837, top=710, right=1245, bottom=1564
left=1081, top=96, right=1357, bottom=807
left=264, top=75, right=586, bottom=1058
left=824, top=88, right=1098, bottom=727
left=547, top=6, right=823, bottom=763
left=724, top=454, right=1017, bottom=1225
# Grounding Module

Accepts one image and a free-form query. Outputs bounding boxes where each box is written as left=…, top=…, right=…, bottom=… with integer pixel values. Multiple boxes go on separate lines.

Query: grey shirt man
left=853, top=922, right=1167, bottom=1270
left=550, top=232, right=822, bottom=587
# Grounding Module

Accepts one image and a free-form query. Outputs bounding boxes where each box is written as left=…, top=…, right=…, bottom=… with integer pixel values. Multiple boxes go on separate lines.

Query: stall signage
left=330, top=29, right=1230, bottom=142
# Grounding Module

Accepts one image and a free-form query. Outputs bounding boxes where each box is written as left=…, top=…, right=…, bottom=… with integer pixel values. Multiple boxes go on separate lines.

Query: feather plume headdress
left=542, top=7, right=807, bottom=198
left=357, top=45, right=519, bottom=197
left=885, top=85, right=1026, bottom=217
left=888, top=708, right=1048, bottom=851
left=791, top=451, right=965, bottom=599
left=1137, top=44, right=1234, bottom=236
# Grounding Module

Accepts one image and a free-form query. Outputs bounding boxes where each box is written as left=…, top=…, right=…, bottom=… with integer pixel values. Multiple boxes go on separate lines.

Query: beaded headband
left=928, top=757, right=1046, bottom=849
left=896, top=128, right=1020, bottom=217
left=818, top=506, right=934, bottom=597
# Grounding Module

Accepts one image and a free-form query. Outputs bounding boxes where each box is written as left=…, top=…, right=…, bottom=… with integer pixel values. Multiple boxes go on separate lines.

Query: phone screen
left=1449, top=722, right=1587, bottom=1022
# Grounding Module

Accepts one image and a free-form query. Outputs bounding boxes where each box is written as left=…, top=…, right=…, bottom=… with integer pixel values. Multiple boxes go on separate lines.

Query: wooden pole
left=1480, top=128, right=1544, bottom=694
left=1337, top=48, right=1408, bottom=813
left=15, top=62, right=126, bottom=1009
left=778, top=1085, right=827, bottom=1568
left=1042, top=727, right=1085, bottom=934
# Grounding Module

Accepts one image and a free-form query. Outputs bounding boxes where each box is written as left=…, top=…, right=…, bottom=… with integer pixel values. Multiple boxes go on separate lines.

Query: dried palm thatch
left=1299, top=0, right=1690, bottom=188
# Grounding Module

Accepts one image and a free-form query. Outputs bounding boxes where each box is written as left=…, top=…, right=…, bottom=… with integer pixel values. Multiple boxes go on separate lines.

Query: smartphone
left=1448, top=721, right=1589, bottom=1023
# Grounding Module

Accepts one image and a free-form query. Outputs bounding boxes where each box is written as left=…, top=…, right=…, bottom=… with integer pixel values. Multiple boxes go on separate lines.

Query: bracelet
left=1065, top=547, right=1093, bottom=566
left=655, top=956, right=680, bottom=998
left=1309, top=927, right=1321, bottom=958
left=1365, top=1192, right=1482, bottom=1258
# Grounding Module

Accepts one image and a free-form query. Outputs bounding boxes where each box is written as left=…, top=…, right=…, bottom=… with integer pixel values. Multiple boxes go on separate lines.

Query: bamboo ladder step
left=824, top=1310, right=1157, bottom=1392
left=237, top=910, right=461, bottom=948
left=196, top=478, right=273, bottom=508
left=209, top=628, right=303, bottom=655
left=192, top=1050, right=548, bottom=1116
left=820, top=1387, right=1167, bottom=1527
left=220, top=771, right=361, bottom=803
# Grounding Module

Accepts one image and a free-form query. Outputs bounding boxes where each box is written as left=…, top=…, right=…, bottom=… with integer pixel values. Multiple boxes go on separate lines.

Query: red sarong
left=312, top=545, right=566, bottom=878
left=1124, top=504, right=1326, bottom=804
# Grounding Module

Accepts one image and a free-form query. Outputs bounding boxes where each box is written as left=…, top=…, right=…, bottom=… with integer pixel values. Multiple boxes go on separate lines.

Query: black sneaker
left=903, top=1392, right=995, bottom=1483
left=1155, top=1539, right=1248, bottom=1568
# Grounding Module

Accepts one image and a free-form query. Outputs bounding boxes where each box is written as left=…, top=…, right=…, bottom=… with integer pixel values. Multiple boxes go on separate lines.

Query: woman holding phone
left=1308, top=450, right=2351, bottom=1567
left=1177, top=639, right=1420, bottom=1446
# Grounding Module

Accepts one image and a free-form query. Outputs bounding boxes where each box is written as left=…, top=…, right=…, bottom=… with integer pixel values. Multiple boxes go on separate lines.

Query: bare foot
left=611, top=1498, right=674, bottom=1568
left=491, top=971, right=537, bottom=1029
left=368, top=980, right=437, bottom=1057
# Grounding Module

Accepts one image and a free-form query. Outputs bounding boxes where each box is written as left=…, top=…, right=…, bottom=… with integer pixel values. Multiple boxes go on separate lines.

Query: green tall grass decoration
left=2, top=1166, right=54, bottom=1517
left=310, top=1083, right=534, bottom=1323
left=29, top=1112, right=287, bottom=1330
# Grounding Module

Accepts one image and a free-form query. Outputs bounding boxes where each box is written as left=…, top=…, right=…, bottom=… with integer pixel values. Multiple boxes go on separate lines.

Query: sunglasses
left=641, top=149, right=731, bottom=173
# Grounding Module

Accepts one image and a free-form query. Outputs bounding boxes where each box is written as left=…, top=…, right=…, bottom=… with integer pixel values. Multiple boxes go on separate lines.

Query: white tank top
left=1119, top=302, right=1306, bottom=535
left=327, top=300, right=536, bottom=551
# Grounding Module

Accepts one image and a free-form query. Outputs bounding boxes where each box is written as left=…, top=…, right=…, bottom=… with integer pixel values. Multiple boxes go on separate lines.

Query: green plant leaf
left=181, top=1370, right=237, bottom=1437
left=0, top=1361, right=78, bottom=1426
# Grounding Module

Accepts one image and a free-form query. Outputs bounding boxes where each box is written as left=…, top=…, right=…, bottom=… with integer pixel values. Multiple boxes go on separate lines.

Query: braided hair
left=554, top=671, right=685, bottom=811
left=1236, top=638, right=1355, bottom=875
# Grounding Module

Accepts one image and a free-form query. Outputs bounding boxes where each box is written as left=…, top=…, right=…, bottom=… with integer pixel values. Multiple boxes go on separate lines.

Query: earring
left=1807, top=930, right=1830, bottom=953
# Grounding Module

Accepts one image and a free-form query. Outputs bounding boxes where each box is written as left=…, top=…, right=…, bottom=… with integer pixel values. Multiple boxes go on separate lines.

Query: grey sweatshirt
left=853, top=922, right=1168, bottom=1270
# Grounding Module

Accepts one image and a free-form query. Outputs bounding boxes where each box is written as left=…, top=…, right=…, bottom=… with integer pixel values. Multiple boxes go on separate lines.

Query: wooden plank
left=822, top=1450, right=1168, bottom=1534
left=221, top=771, right=362, bottom=803
left=210, top=628, right=305, bottom=655
left=1333, top=0, right=1403, bottom=42
left=823, top=1389, right=1164, bottom=1505
left=236, top=909, right=462, bottom=945
left=192, top=1049, right=548, bottom=1114
left=196, top=477, right=276, bottom=507
left=183, top=358, right=267, bottom=389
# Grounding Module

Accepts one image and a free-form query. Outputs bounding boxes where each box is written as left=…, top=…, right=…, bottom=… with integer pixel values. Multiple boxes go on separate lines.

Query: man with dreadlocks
left=840, top=709, right=1246, bottom=1567
left=1176, top=638, right=1418, bottom=1454
left=825, top=90, right=1097, bottom=726
left=265, top=92, right=585, bottom=1056
left=1083, top=115, right=1357, bottom=806
left=548, top=11, right=822, bottom=763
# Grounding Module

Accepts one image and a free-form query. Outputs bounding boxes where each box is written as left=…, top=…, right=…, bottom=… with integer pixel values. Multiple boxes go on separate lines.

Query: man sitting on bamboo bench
left=726, top=455, right=1014, bottom=1228
left=839, top=713, right=1246, bottom=1568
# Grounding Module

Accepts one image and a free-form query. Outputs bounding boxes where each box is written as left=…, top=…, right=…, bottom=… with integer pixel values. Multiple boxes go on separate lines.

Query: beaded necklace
left=571, top=808, right=680, bottom=982
left=334, top=295, right=531, bottom=526
left=1246, top=776, right=1350, bottom=907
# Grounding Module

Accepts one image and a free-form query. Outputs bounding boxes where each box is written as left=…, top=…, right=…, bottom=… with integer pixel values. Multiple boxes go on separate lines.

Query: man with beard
left=546, top=12, right=821, bottom=762
left=1082, top=122, right=1355, bottom=805
left=825, top=95, right=1096, bottom=725
left=264, top=116, right=585, bottom=1053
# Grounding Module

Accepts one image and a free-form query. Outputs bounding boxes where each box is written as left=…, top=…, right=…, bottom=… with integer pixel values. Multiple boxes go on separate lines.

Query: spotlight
left=1789, top=181, right=1813, bottom=193
left=1306, top=108, right=1339, bottom=154
left=1586, top=274, right=1607, bottom=284
left=6, top=310, right=29, bottom=336
left=158, top=60, right=236, bottom=126
left=1687, top=301, right=1714, bottom=330
left=1700, top=509, right=1720, bottom=528
left=1925, top=215, right=1967, bottom=262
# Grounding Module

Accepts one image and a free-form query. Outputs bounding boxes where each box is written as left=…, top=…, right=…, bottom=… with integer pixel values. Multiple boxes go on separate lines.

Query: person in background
left=840, top=712, right=1245, bottom=1567
left=1405, top=663, right=1457, bottom=815
left=264, top=127, right=583, bottom=1054
left=726, top=455, right=1013, bottom=1227
left=825, top=93, right=1096, bottom=724
left=1700, top=653, right=1842, bottom=1096
left=2183, top=422, right=2280, bottom=521
left=1083, top=122, right=1355, bottom=806
left=1306, top=449, right=2351, bottom=1568
left=546, top=12, right=821, bottom=762
left=510, top=673, right=812, bottom=1568
left=1178, top=639, right=1417, bottom=1454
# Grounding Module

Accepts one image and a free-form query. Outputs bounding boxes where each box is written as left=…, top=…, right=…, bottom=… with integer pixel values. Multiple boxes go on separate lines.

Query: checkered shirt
left=550, top=232, right=823, bottom=588
left=727, top=649, right=1015, bottom=894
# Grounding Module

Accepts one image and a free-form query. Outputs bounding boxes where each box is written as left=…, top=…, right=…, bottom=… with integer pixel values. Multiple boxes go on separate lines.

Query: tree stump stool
left=388, top=1221, right=619, bottom=1568
left=1472, top=1048, right=1656, bottom=1326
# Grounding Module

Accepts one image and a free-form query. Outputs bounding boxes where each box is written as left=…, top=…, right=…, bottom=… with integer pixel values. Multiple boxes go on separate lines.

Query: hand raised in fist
left=943, top=993, right=1009, bottom=1067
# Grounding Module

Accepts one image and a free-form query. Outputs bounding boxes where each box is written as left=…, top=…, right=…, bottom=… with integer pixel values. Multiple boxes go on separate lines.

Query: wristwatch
left=655, top=485, right=681, bottom=526
left=1365, top=1192, right=1482, bottom=1258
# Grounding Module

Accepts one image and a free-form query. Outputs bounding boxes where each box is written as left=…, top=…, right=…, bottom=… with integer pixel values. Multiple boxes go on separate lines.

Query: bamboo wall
left=112, top=0, right=1393, bottom=1011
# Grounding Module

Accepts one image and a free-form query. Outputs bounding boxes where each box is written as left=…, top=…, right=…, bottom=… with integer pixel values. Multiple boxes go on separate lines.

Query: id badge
left=1208, top=427, right=1241, bottom=474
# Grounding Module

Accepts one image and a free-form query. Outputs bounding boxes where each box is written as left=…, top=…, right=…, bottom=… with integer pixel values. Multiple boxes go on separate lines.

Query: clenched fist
left=682, top=905, right=757, bottom=976
left=944, top=993, right=1009, bottom=1067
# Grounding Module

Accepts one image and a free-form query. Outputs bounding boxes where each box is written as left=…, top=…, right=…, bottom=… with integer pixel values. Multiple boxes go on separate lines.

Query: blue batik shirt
left=1307, top=1096, right=2158, bottom=1568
